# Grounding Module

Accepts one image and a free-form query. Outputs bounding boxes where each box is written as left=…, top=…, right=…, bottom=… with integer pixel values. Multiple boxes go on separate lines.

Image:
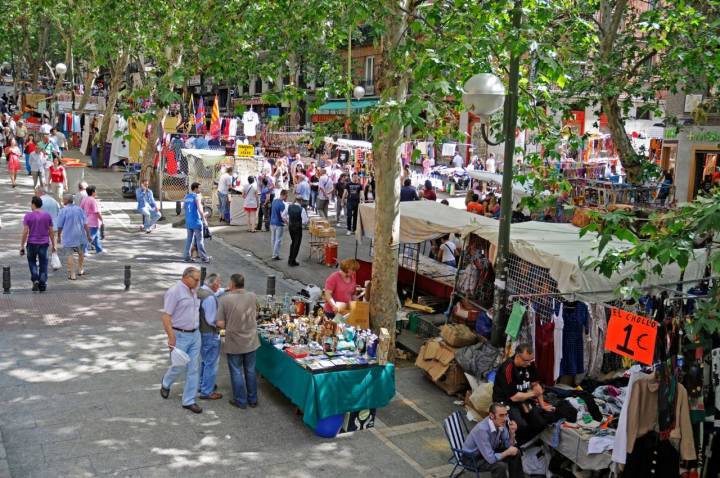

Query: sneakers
left=345, top=231, right=352, bottom=236
left=183, top=257, right=196, bottom=263
left=32, top=281, right=39, bottom=292
left=200, top=256, right=212, bottom=263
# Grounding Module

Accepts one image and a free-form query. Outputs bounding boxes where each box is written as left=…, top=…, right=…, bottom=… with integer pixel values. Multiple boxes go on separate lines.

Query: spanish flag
left=209, top=95, right=221, bottom=138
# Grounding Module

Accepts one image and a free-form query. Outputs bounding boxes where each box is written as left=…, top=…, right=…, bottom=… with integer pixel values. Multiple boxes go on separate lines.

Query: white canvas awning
left=467, top=170, right=532, bottom=207
left=180, top=148, right=227, bottom=165
left=461, top=220, right=707, bottom=299
left=357, top=201, right=496, bottom=244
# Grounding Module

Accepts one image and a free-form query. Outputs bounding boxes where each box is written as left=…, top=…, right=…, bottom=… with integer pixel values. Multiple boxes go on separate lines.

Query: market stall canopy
left=180, top=148, right=227, bottom=165
left=466, top=170, right=532, bottom=207
left=357, top=201, right=496, bottom=244
left=323, top=137, right=373, bottom=150
left=317, top=98, right=379, bottom=114
left=461, top=220, right=707, bottom=299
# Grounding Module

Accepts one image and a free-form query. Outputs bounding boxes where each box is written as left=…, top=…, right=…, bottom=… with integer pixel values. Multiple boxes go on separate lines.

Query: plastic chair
left=443, top=411, right=484, bottom=478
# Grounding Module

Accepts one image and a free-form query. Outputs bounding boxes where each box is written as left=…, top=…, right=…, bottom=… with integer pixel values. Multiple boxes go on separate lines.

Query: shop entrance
left=692, top=150, right=719, bottom=198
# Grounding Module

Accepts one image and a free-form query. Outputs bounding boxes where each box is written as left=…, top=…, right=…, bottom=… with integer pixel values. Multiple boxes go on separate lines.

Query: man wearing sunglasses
left=492, top=343, right=554, bottom=444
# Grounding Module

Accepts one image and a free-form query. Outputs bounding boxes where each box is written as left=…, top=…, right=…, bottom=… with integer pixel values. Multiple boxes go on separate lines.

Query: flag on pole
left=187, top=94, right=196, bottom=133
left=195, top=96, right=207, bottom=133
left=209, top=95, right=221, bottom=138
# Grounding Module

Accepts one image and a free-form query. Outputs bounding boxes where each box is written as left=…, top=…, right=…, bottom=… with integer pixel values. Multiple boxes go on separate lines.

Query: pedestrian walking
left=183, top=182, right=210, bottom=262
left=343, top=173, right=364, bottom=235
left=160, top=267, right=203, bottom=413
left=217, top=166, right=233, bottom=223
left=282, top=196, right=309, bottom=267
left=20, top=196, right=56, bottom=292
left=241, top=176, right=259, bottom=232
left=334, top=173, right=348, bottom=226
left=15, top=120, right=26, bottom=152
left=48, top=156, right=68, bottom=202
left=56, top=194, right=91, bottom=280
left=74, top=181, right=88, bottom=206
left=5, top=137, right=21, bottom=187
left=198, top=273, right=224, bottom=400
left=294, top=174, right=310, bottom=210
left=256, top=177, right=273, bottom=232
left=80, top=186, right=104, bottom=255
left=23, top=133, right=36, bottom=175
left=29, top=149, right=46, bottom=188
left=216, top=273, right=259, bottom=409
left=136, top=179, right=161, bottom=233
left=37, top=187, right=60, bottom=228
left=90, top=128, right=101, bottom=168
left=269, top=189, right=288, bottom=260
left=316, top=168, right=333, bottom=219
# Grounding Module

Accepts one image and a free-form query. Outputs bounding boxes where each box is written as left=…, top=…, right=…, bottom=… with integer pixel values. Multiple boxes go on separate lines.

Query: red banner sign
left=604, top=308, right=658, bottom=365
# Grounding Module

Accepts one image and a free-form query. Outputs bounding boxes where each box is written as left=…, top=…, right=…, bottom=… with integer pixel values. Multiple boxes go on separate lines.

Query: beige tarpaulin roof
left=461, top=220, right=707, bottom=299
left=357, top=201, right=496, bottom=244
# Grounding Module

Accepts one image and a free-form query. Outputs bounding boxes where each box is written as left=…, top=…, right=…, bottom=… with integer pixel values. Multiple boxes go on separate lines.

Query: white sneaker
left=346, top=231, right=352, bottom=236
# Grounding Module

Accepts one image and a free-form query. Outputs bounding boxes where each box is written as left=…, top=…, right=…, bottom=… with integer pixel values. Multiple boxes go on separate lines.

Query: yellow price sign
left=236, top=144, right=255, bottom=157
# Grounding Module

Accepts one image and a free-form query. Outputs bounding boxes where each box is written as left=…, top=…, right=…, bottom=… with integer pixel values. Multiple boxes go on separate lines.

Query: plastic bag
left=51, top=252, right=62, bottom=270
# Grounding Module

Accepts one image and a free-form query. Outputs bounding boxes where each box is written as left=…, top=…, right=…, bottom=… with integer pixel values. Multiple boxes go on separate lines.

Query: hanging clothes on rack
left=552, top=301, right=564, bottom=381
left=534, top=304, right=555, bottom=386
left=559, top=301, right=589, bottom=377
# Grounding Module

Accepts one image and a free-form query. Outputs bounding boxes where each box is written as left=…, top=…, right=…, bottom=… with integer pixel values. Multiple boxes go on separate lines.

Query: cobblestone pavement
left=0, top=154, right=463, bottom=478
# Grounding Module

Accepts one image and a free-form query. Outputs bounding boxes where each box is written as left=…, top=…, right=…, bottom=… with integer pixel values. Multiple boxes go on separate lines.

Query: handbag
left=203, top=225, right=212, bottom=239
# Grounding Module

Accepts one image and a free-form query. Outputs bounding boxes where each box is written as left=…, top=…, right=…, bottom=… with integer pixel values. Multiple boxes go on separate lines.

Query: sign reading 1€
left=236, top=144, right=255, bottom=157
left=605, top=308, right=658, bottom=365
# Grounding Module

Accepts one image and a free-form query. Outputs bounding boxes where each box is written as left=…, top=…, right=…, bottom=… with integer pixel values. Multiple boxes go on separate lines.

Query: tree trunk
left=368, top=0, right=412, bottom=362
left=98, top=51, right=129, bottom=167
left=77, top=65, right=97, bottom=110
left=140, top=108, right=168, bottom=182
left=601, top=96, right=641, bottom=183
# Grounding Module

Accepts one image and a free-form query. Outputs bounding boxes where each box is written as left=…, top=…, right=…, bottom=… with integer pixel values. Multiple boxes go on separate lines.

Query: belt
left=172, top=327, right=197, bottom=333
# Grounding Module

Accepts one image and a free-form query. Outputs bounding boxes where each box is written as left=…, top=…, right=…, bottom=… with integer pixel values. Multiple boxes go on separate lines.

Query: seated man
left=492, top=343, right=554, bottom=444
left=466, top=194, right=484, bottom=215
left=462, top=403, right=523, bottom=478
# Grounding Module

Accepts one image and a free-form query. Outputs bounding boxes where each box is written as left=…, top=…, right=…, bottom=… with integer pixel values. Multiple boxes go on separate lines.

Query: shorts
left=244, top=207, right=257, bottom=212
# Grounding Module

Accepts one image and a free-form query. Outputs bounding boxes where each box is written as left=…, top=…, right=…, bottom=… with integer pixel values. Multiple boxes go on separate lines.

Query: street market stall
left=255, top=310, right=395, bottom=437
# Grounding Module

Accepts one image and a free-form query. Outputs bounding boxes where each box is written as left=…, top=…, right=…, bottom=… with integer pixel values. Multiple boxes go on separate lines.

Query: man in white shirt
left=452, top=152, right=465, bottom=169
left=39, top=120, right=52, bottom=136
left=486, top=154, right=497, bottom=173
left=217, top=167, right=234, bottom=223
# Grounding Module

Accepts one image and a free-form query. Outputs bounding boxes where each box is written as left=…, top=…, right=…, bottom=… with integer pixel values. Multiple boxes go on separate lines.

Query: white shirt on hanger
left=242, top=111, right=260, bottom=137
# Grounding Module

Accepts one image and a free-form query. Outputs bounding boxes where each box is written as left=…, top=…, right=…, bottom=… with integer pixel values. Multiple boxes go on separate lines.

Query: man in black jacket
left=282, top=196, right=308, bottom=267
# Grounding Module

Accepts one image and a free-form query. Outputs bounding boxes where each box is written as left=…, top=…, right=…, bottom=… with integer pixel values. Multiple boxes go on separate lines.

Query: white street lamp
left=462, top=73, right=505, bottom=115
left=353, top=85, right=366, bottom=100
left=55, top=63, right=68, bottom=76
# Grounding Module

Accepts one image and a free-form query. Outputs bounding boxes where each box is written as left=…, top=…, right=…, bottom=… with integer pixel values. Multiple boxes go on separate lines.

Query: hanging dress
left=552, top=301, right=564, bottom=381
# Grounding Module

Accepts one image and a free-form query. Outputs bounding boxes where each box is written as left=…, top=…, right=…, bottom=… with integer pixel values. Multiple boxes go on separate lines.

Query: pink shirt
left=81, top=196, right=101, bottom=228
left=323, top=271, right=357, bottom=313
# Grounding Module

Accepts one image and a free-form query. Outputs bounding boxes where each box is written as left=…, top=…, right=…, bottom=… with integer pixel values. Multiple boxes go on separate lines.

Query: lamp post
left=462, top=0, right=523, bottom=347
left=353, top=85, right=365, bottom=101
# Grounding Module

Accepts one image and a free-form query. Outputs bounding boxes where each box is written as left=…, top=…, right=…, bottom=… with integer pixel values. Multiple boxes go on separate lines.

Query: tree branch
left=625, top=48, right=656, bottom=82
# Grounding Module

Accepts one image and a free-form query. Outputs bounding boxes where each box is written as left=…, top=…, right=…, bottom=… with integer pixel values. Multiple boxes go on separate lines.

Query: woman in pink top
left=323, top=258, right=360, bottom=318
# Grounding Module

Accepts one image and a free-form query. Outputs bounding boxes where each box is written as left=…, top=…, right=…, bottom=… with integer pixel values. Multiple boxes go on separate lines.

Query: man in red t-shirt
left=466, top=194, right=485, bottom=215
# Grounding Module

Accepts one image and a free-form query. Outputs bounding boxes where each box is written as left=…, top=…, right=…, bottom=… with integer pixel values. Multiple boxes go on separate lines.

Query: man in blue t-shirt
left=269, top=189, right=288, bottom=260
left=183, top=182, right=211, bottom=263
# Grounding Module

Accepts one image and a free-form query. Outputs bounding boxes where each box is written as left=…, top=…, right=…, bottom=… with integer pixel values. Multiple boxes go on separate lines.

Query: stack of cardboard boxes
left=414, top=324, right=478, bottom=395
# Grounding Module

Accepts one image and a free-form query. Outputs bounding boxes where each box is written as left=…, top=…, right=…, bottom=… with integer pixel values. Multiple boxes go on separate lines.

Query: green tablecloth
left=255, top=337, right=396, bottom=429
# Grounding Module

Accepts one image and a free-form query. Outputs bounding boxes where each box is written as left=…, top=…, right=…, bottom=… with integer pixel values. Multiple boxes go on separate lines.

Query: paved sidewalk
left=0, top=154, right=462, bottom=478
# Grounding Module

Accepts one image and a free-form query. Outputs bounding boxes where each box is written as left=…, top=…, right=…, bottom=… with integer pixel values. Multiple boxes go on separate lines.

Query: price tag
left=604, top=308, right=658, bottom=365
left=236, top=144, right=255, bottom=157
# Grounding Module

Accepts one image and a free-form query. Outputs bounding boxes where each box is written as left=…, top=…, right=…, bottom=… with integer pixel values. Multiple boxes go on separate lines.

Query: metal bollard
left=124, top=265, right=131, bottom=290
left=2, top=266, right=10, bottom=294
left=200, top=267, right=207, bottom=286
left=266, top=276, right=276, bottom=296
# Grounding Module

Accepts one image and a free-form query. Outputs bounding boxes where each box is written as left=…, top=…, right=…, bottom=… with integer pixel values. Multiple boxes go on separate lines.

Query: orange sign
left=604, top=308, right=658, bottom=365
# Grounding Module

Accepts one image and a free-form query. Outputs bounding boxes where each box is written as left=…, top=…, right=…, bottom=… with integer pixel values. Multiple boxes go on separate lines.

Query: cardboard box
left=347, top=301, right=370, bottom=329
left=415, top=339, right=468, bottom=395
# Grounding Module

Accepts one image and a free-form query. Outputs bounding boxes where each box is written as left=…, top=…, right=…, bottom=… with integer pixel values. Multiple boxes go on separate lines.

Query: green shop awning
left=317, top=98, right=379, bottom=114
